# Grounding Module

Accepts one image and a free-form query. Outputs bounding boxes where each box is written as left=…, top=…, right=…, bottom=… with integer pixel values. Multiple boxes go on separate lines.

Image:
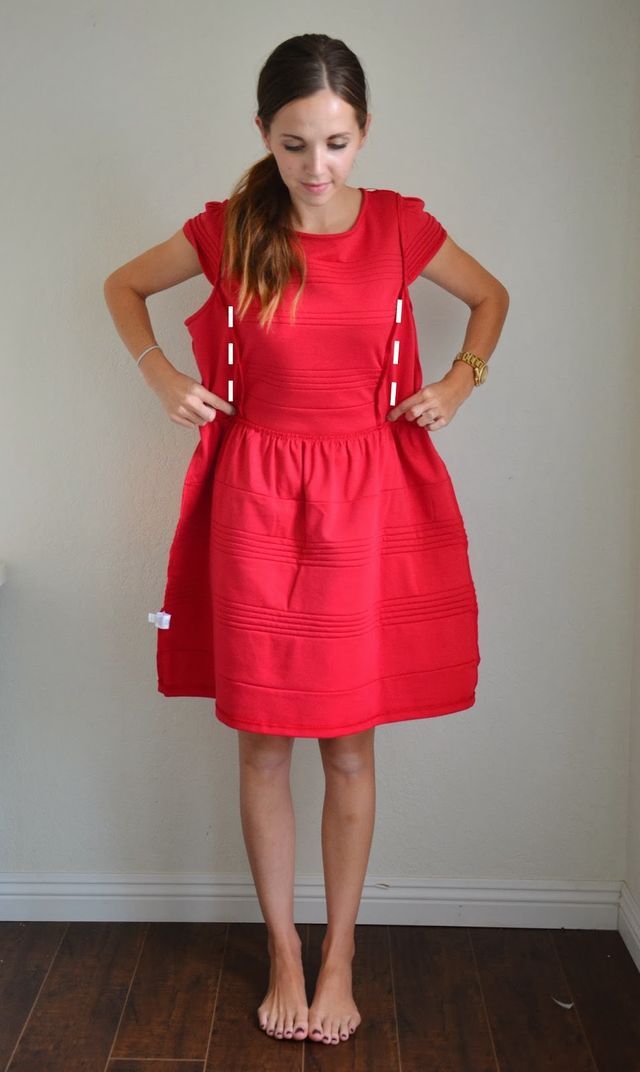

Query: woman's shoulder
left=182, top=200, right=229, bottom=285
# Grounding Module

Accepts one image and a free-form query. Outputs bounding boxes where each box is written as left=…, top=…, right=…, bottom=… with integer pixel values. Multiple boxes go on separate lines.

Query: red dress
left=154, top=187, right=480, bottom=737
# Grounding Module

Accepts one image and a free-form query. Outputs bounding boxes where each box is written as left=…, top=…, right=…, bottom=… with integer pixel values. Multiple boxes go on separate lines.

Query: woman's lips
left=303, top=182, right=330, bottom=193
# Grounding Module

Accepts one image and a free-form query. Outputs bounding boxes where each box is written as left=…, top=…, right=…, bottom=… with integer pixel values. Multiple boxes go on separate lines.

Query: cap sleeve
left=398, top=194, right=447, bottom=284
left=182, top=199, right=228, bottom=285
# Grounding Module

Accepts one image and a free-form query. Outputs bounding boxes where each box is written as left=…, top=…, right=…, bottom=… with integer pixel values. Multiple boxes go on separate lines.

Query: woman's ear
left=255, top=115, right=270, bottom=152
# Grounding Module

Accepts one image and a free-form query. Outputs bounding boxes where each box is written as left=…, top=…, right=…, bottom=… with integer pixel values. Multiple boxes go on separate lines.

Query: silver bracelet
left=136, top=343, right=162, bottom=367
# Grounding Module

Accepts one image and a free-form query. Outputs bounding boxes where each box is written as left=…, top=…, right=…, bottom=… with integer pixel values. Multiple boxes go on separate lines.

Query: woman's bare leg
left=307, top=727, right=376, bottom=1044
left=237, top=729, right=308, bottom=1041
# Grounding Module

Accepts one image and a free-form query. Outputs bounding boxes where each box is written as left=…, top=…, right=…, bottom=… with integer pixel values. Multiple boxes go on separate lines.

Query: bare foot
left=257, top=937, right=309, bottom=1041
left=308, top=944, right=361, bottom=1045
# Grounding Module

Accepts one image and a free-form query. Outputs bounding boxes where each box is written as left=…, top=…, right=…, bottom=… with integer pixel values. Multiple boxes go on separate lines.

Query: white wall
left=626, top=177, right=640, bottom=940
left=1, top=1, right=639, bottom=943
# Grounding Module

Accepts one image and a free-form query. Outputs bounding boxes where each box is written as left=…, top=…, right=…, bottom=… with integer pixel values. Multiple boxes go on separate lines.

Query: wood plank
left=471, top=927, right=598, bottom=1071
left=391, top=925, right=497, bottom=1071
left=110, top=922, right=226, bottom=1062
left=554, top=928, right=640, bottom=1072
left=109, top=1061, right=202, bottom=1070
left=3, top=922, right=146, bottom=1070
left=0, top=921, right=68, bottom=1070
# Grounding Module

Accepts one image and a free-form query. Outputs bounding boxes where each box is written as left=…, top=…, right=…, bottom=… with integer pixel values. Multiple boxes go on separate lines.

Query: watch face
left=480, top=365, right=488, bottom=383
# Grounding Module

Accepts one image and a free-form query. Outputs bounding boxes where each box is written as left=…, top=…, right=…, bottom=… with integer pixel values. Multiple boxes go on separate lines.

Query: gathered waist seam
left=231, top=414, right=392, bottom=441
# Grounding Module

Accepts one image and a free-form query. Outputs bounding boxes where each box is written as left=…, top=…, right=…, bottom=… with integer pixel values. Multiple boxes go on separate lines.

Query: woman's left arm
left=387, top=237, right=510, bottom=425
left=423, top=234, right=509, bottom=398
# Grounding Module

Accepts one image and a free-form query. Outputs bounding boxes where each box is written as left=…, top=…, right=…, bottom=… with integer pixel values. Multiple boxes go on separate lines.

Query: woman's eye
left=283, top=144, right=348, bottom=152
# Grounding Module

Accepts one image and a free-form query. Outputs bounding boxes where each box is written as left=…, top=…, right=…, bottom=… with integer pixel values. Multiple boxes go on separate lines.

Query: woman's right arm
left=103, top=229, right=235, bottom=427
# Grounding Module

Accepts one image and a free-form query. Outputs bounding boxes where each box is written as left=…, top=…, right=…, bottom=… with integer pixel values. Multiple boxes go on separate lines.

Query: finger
left=189, top=398, right=233, bottom=424
left=199, top=386, right=236, bottom=417
left=388, top=396, right=419, bottom=421
left=175, top=399, right=206, bottom=425
left=417, top=413, right=440, bottom=428
left=201, top=402, right=236, bottom=420
left=175, top=400, right=210, bottom=427
left=197, top=403, right=220, bottom=423
left=389, top=406, right=413, bottom=422
left=170, top=414, right=196, bottom=428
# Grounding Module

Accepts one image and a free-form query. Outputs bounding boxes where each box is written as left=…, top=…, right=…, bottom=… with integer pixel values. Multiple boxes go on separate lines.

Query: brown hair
left=220, top=33, right=369, bottom=333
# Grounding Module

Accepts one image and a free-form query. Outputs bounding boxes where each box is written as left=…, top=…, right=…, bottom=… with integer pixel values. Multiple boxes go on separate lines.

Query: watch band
left=453, top=351, right=488, bottom=386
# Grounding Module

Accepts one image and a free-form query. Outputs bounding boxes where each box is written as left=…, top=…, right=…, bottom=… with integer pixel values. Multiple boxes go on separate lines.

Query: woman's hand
left=386, top=365, right=474, bottom=431
left=149, top=367, right=237, bottom=429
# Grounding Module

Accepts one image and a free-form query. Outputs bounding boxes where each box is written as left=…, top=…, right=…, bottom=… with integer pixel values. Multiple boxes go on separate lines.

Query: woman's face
left=256, top=89, right=370, bottom=211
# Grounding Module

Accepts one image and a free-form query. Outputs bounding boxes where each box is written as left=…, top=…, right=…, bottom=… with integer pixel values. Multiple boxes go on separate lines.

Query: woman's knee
left=237, top=729, right=295, bottom=772
left=318, top=727, right=375, bottom=774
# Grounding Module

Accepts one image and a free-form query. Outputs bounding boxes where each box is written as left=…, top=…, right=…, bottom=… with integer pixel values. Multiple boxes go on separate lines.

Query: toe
left=282, top=1014, right=294, bottom=1039
left=339, top=1020, right=349, bottom=1041
left=292, top=1015, right=308, bottom=1040
left=309, top=1021, right=323, bottom=1041
left=330, top=1019, right=340, bottom=1043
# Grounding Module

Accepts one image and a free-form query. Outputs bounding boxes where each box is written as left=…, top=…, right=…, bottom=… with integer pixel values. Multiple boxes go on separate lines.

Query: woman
left=104, top=32, right=509, bottom=1048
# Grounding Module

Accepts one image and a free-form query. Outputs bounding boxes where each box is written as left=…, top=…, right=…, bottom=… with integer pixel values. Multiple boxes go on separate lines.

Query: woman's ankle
left=267, top=926, right=303, bottom=956
left=320, top=932, right=356, bottom=963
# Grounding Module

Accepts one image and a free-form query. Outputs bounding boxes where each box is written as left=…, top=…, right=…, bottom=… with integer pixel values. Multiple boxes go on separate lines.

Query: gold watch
left=453, top=351, right=488, bottom=386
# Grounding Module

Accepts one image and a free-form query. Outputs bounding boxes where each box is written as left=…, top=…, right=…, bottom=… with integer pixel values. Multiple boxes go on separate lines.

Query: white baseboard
left=0, top=873, right=629, bottom=937
left=618, top=880, right=640, bottom=973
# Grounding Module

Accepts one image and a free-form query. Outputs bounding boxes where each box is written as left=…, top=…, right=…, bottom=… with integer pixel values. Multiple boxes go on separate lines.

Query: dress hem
left=213, top=695, right=477, bottom=738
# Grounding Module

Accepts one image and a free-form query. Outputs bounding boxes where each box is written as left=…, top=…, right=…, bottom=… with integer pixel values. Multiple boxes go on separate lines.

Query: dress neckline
left=292, top=187, right=367, bottom=238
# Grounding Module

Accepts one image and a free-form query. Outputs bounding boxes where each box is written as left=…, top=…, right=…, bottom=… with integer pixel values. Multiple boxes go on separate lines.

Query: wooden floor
left=1, top=921, right=639, bottom=1070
